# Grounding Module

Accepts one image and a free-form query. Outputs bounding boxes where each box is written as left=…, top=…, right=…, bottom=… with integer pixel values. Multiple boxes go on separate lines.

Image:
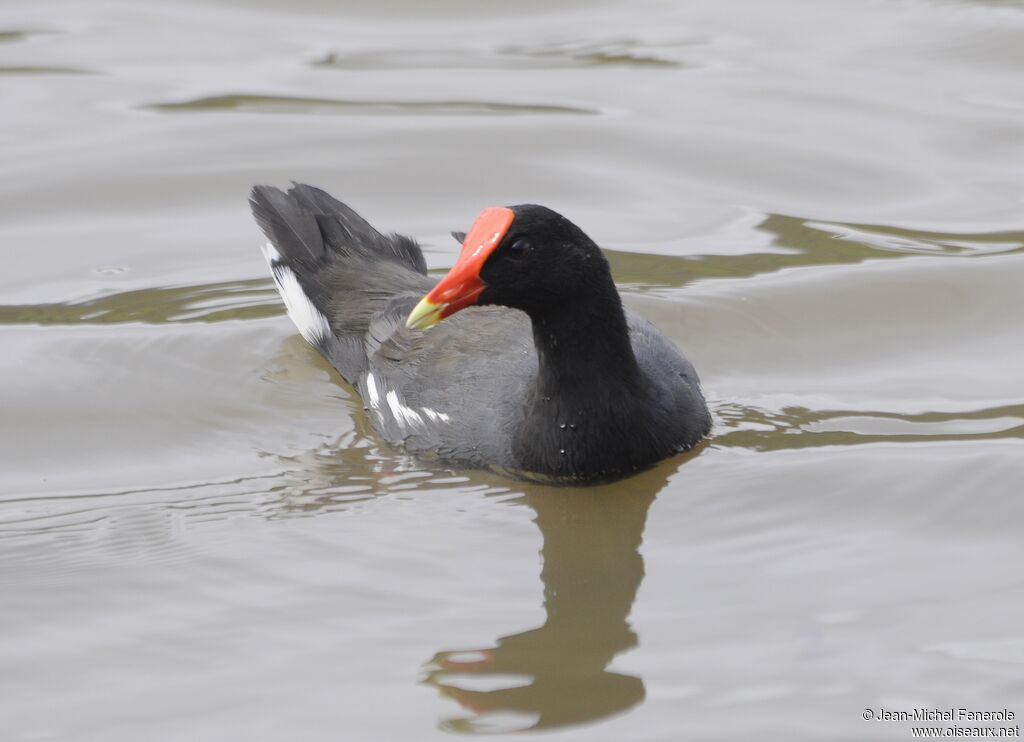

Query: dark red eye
left=508, top=239, right=532, bottom=258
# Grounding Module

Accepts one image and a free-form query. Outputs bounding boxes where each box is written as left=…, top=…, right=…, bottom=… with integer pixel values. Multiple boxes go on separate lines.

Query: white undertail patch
left=261, top=242, right=331, bottom=346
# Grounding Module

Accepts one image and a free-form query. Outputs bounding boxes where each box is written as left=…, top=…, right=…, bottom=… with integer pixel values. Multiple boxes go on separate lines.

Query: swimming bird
left=250, top=183, right=710, bottom=481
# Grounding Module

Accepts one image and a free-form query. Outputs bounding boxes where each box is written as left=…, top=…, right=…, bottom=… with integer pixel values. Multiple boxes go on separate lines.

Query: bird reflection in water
left=261, top=387, right=703, bottom=733
left=422, top=455, right=699, bottom=734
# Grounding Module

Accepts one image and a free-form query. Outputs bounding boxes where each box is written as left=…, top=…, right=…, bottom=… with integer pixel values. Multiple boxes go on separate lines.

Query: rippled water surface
left=2, top=0, right=1023, bottom=739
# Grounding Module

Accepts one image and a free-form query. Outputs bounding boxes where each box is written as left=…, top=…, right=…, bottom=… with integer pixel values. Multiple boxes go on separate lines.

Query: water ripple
left=0, top=29, right=49, bottom=43
left=312, top=38, right=694, bottom=71
left=144, top=94, right=596, bottom=117
left=713, top=402, right=1024, bottom=451
left=0, top=279, right=280, bottom=326
left=614, top=214, right=1024, bottom=289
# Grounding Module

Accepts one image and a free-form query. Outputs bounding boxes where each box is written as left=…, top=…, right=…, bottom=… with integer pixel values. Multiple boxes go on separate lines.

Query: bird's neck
left=514, top=293, right=651, bottom=480
left=530, top=285, right=640, bottom=401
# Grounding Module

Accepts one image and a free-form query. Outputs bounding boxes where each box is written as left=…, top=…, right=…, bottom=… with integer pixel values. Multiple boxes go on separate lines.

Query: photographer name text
left=865, top=709, right=1015, bottom=723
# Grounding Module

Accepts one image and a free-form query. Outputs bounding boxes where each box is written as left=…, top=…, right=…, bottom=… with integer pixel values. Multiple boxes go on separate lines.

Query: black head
left=477, top=204, right=611, bottom=315
left=406, top=204, right=615, bottom=330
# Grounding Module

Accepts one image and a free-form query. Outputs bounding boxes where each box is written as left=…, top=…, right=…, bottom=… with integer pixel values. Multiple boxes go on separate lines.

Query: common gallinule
left=251, top=184, right=710, bottom=481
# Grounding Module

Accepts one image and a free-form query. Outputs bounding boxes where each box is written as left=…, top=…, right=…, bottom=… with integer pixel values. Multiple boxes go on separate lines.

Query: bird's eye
left=508, top=239, right=532, bottom=259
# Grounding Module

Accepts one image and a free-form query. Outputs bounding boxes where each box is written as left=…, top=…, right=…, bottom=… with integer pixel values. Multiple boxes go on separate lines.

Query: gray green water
left=1, top=0, right=1023, bottom=739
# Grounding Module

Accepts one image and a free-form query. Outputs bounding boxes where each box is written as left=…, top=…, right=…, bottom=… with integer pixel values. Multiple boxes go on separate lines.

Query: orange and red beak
left=405, top=206, right=515, bottom=330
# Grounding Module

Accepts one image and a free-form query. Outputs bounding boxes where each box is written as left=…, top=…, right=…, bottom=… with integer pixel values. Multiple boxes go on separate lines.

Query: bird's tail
left=249, top=183, right=430, bottom=383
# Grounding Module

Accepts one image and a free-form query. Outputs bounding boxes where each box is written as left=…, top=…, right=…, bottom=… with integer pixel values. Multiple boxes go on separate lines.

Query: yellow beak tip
left=405, top=298, right=445, bottom=331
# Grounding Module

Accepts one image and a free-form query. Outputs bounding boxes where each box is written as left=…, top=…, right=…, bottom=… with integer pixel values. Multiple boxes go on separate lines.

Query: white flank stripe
left=365, top=372, right=380, bottom=408
left=386, top=390, right=424, bottom=431
left=261, top=243, right=330, bottom=346
left=422, top=407, right=451, bottom=423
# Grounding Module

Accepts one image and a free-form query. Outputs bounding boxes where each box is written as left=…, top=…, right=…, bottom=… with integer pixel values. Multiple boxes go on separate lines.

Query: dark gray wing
left=357, top=303, right=537, bottom=469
